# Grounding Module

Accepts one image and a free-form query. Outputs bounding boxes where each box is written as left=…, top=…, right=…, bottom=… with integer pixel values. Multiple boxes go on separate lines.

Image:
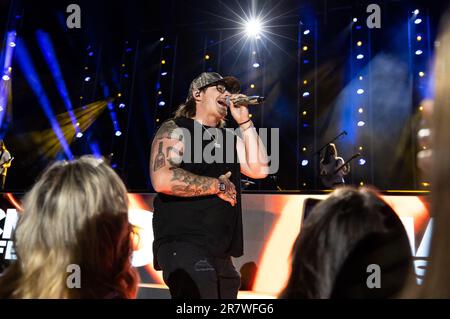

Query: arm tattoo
left=155, top=120, right=182, bottom=141
left=167, top=146, right=183, bottom=167
left=169, top=168, right=216, bottom=197
left=153, top=142, right=166, bottom=171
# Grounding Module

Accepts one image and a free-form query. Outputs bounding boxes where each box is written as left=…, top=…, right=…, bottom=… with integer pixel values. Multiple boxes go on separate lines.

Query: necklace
left=201, top=124, right=221, bottom=149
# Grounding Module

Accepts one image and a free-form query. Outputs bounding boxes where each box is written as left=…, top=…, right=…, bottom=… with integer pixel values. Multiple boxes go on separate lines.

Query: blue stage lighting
left=357, top=89, right=364, bottom=94
left=115, top=130, right=122, bottom=137
left=252, top=63, right=260, bottom=68
left=415, top=50, right=423, bottom=55
left=119, top=103, right=125, bottom=108
left=76, top=132, right=83, bottom=138
left=413, top=9, right=419, bottom=15
left=301, top=160, right=309, bottom=166
left=414, top=18, right=422, bottom=24
left=357, top=121, right=365, bottom=127
left=159, top=101, right=166, bottom=106
left=303, top=29, right=310, bottom=35
left=356, top=54, right=364, bottom=60
left=9, top=41, right=15, bottom=47
left=359, top=158, right=366, bottom=165
left=2, top=75, right=10, bottom=81
left=16, top=38, right=73, bottom=159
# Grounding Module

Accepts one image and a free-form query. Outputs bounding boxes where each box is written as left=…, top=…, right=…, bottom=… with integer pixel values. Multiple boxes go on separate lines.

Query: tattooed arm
left=149, top=120, right=236, bottom=204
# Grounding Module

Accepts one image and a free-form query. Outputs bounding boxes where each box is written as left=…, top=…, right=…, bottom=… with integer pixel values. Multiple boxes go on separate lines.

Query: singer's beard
left=216, top=102, right=228, bottom=118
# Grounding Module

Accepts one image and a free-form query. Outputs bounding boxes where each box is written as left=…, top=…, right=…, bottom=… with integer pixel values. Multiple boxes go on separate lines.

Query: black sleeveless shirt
left=152, top=117, right=243, bottom=269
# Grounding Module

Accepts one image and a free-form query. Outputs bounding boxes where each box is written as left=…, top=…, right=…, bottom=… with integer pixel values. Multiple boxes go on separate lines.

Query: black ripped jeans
left=156, top=241, right=241, bottom=299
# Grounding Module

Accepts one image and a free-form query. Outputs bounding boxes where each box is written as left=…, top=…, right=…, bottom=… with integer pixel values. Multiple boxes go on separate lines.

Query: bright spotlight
left=76, top=132, right=83, bottom=138
left=158, top=101, right=166, bottom=106
left=353, top=18, right=358, bottom=22
left=303, top=29, right=310, bottom=35
left=414, top=18, right=422, bottom=24
left=357, top=121, right=365, bottom=127
left=415, top=50, right=423, bottom=55
left=301, top=160, right=309, bottom=166
left=356, top=54, right=364, bottom=60
left=357, top=89, right=364, bottom=94
left=2, top=75, right=10, bottom=81
left=161, top=72, right=168, bottom=76
left=119, top=103, right=125, bottom=108
left=9, top=42, right=16, bottom=47
left=359, top=158, right=366, bottom=165
left=413, top=9, right=419, bottom=15
left=245, top=18, right=263, bottom=38
left=84, top=76, right=91, bottom=82
left=302, top=92, right=310, bottom=97
left=160, top=37, right=164, bottom=42
left=252, top=62, right=260, bottom=68
left=358, top=108, right=364, bottom=113
left=115, top=131, right=122, bottom=137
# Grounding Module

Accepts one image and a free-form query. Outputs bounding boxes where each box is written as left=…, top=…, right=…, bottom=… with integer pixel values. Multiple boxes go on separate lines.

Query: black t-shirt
left=152, top=117, right=243, bottom=270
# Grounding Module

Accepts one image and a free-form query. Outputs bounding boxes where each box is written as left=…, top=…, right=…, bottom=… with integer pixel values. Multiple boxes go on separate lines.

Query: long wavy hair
left=174, top=92, right=226, bottom=128
left=413, top=8, right=450, bottom=298
left=321, top=143, right=337, bottom=165
left=280, top=187, right=413, bottom=299
left=0, top=156, right=139, bottom=298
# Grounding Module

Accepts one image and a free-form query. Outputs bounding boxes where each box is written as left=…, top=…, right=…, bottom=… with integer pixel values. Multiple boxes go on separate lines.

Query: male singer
left=149, top=72, right=269, bottom=299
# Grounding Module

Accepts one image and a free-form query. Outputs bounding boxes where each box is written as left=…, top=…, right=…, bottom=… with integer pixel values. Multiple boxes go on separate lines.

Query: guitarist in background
left=0, top=140, right=12, bottom=190
left=320, top=143, right=350, bottom=188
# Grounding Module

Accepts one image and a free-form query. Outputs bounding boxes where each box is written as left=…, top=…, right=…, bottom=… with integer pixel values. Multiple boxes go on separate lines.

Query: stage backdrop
left=0, top=192, right=430, bottom=296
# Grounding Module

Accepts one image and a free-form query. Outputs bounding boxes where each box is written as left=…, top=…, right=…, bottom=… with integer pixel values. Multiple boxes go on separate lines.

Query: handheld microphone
left=226, top=95, right=265, bottom=107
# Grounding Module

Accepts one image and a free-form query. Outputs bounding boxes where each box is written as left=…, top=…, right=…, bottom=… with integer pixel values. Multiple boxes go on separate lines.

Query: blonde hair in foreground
left=0, top=156, right=139, bottom=298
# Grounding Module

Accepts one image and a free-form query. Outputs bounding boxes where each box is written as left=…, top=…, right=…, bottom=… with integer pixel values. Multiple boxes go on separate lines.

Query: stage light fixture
left=303, top=80, right=308, bottom=85
left=359, top=76, right=363, bottom=80
left=303, top=29, right=310, bottom=35
left=250, top=84, right=255, bottom=89
left=76, top=132, right=83, bottom=138
left=159, top=101, right=166, bottom=106
left=245, top=18, right=263, bottom=38
left=357, top=121, right=365, bottom=127
left=119, top=103, right=125, bottom=108
left=415, top=50, right=423, bottom=55
left=302, top=46, right=308, bottom=51
left=357, top=89, right=364, bottom=94
left=161, top=60, right=166, bottom=64
left=253, top=63, right=260, bottom=68
left=357, top=54, right=364, bottom=60
left=413, top=9, right=419, bottom=15
left=161, top=72, right=168, bottom=76
left=302, top=92, right=310, bottom=97
left=84, top=76, right=91, bottom=82
left=9, top=42, right=15, bottom=47
left=301, top=160, right=308, bottom=166
left=2, top=75, right=10, bottom=81
left=353, top=18, right=358, bottom=22
left=419, top=71, right=425, bottom=77
left=359, top=158, right=366, bottom=166
left=417, top=35, right=422, bottom=41
left=115, top=131, right=122, bottom=137
left=160, top=37, right=164, bottom=42
left=414, top=18, right=422, bottom=24
left=205, top=55, right=210, bottom=60
left=358, top=108, right=363, bottom=113
left=357, top=41, right=362, bottom=46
